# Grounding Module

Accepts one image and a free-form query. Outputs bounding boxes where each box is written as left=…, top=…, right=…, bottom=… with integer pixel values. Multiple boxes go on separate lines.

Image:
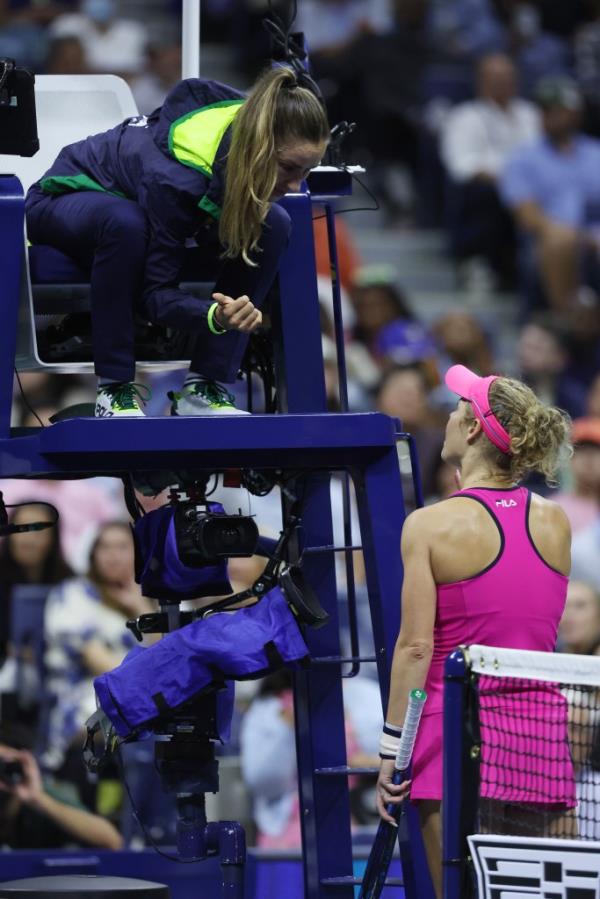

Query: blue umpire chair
left=0, top=72, right=436, bottom=898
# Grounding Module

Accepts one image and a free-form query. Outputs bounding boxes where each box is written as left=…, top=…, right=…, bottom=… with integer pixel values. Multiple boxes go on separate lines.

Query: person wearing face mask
left=25, top=67, right=330, bottom=417
left=48, top=0, right=148, bottom=77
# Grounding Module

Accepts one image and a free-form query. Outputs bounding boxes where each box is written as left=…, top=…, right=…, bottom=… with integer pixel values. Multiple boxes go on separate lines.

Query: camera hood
left=279, top=565, right=329, bottom=630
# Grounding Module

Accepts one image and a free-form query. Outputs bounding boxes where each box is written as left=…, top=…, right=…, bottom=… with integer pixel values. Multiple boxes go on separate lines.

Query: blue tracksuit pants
left=25, top=186, right=291, bottom=383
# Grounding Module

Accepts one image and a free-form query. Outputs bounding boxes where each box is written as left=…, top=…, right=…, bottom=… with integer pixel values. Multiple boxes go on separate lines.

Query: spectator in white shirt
left=49, top=0, right=148, bottom=78
left=441, top=53, right=540, bottom=290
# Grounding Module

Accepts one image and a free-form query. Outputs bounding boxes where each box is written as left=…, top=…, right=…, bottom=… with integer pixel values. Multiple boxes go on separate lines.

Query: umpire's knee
left=265, top=203, right=292, bottom=248
left=101, top=201, right=149, bottom=252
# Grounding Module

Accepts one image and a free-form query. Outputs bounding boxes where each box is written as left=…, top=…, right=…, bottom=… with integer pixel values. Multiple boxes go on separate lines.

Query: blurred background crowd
left=2, top=0, right=600, bottom=857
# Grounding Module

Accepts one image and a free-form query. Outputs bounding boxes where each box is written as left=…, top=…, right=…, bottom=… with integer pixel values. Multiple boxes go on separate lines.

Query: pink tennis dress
left=410, top=486, right=575, bottom=808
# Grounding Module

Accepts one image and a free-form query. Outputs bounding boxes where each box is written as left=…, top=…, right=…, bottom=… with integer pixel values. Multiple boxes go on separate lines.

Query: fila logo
left=496, top=499, right=517, bottom=508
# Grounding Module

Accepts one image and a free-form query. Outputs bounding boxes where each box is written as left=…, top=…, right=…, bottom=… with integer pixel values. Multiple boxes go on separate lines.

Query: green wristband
left=208, top=302, right=227, bottom=335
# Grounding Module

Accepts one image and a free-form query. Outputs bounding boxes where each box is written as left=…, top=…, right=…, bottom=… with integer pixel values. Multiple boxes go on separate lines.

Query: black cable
left=116, top=744, right=211, bottom=864
left=312, top=172, right=381, bottom=219
left=204, top=472, right=219, bottom=498
left=13, top=367, right=45, bottom=428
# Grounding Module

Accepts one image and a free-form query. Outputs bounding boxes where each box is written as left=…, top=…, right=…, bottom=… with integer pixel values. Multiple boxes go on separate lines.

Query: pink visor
left=445, top=364, right=512, bottom=455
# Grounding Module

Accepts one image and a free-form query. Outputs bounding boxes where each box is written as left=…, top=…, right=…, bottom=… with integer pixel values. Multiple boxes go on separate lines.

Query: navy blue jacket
left=35, top=79, right=245, bottom=320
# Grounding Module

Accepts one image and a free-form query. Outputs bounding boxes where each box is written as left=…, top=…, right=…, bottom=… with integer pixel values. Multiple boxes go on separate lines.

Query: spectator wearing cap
left=441, top=53, right=540, bottom=291
left=350, top=266, right=415, bottom=354
left=375, top=319, right=440, bottom=391
left=554, top=418, right=600, bottom=533
left=500, top=76, right=600, bottom=312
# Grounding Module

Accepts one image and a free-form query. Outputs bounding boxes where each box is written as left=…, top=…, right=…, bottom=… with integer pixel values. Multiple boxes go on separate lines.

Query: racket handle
left=394, top=688, right=427, bottom=771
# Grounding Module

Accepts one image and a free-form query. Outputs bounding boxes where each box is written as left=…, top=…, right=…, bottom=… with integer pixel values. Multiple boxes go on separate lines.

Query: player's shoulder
left=402, top=496, right=469, bottom=540
left=529, top=491, right=571, bottom=535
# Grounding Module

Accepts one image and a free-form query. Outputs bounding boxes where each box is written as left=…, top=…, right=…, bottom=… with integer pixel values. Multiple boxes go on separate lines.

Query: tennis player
left=376, top=365, right=575, bottom=898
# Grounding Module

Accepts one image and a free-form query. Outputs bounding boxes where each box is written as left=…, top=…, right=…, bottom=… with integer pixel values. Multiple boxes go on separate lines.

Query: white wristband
left=379, top=722, right=402, bottom=760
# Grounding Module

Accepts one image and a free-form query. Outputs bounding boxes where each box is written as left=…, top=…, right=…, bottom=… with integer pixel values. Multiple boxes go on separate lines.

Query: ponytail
left=220, top=67, right=329, bottom=265
left=471, top=378, right=573, bottom=485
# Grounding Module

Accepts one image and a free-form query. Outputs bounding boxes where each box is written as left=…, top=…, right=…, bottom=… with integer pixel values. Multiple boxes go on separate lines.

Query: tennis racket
left=358, top=688, right=427, bottom=899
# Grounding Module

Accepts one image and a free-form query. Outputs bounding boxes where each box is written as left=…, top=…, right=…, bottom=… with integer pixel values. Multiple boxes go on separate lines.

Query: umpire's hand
left=213, top=292, right=263, bottom=333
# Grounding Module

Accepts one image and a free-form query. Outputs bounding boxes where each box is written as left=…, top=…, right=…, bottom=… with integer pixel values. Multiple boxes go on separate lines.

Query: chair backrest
left=8, top=75, right=192, bottom=373
left=4, top=74, right=139, bottom=194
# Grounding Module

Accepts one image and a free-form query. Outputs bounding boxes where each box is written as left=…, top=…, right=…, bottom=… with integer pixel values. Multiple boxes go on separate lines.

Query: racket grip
left=395, top=688, right=427, bottom=772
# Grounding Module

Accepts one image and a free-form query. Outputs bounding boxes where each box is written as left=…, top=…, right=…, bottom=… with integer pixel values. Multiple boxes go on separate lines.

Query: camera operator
left=0, top=743, right=122, bottom=850
left=25, top=67, right=329, bottom=418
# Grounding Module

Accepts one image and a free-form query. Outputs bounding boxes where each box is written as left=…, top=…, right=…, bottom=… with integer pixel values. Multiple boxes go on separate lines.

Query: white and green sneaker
left=168, top=378, right=248, bottom=416
left=95, top=382, right=149, bottom=418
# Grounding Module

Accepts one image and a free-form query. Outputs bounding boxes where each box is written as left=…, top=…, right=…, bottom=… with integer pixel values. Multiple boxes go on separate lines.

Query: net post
left=443, top=646, right=471, bottom=899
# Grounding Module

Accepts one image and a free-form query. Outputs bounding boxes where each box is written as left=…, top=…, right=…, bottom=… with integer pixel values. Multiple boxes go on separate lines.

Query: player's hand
left=376, top=757, right=411, bottom=825
left=212, top=293, right=262, bottom=333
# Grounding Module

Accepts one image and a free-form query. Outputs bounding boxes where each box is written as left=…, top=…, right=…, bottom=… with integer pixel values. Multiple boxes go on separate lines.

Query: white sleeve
left=441, top=105, right=489, bottom=182
left=343, top=676, right=384, bottom=756
left=240, top=697, right=297, bottom=800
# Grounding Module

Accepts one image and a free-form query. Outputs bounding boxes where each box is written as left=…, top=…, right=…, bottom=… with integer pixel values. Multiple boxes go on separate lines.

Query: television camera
left=84, top=467, right=328, bottom=873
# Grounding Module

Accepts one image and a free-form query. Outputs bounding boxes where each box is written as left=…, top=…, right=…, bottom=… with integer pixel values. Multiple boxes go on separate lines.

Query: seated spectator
left=0, top=0, right=49, bottom=71
left=427, top=0, right=506, bottom=59
left=558, top=580, right=600, bottom=654
left=42, top=522, right=155, bottom=794
left=554, top=418, right=600, bottom=532
left=240, top=669, right=382, bottom=849
left=45, top=34, right=89, bottom=74
left=375, top=319, right=441, bottom=390
left=495, top=2, right=572, bottom=97
left=0, top=500, right=73, bottom=743
left=130, top=38, right=181, bottom=115
left=0, top=740, right=121, bottom=850
left=49, top=0, right=148, bottom=77
left=500, top=77, right=600, bottom=313
left=441, top=53, right=540, bottom=290
left=516, top=317, right=588, bottom=419
left=376, top=365, right=445, bottom=500
left=575, top=0, right=600, bottom=136
left=432, top=310, right=495, bottom=376
left=587, top=373, right=600, bottom=418
left=0, top=475, right=127, bottom=573
left=350, top=266, right=415, bottom=356
left=572, top=516, right=600, bottom=593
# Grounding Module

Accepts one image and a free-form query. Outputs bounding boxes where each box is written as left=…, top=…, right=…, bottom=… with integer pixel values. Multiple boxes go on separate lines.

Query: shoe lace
left=107, top=382, right=151, bottom=410
left=192, top=379, right=235, bottom=407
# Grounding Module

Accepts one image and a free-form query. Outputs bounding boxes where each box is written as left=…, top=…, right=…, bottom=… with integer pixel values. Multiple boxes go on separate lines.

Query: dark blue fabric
left=26, top=188, right=149, bottom=381
left=28, top=245, right=89, bottom=284
left=133, top=503, right=232, bottom=601
left=94, top=586, right=309, bottom=738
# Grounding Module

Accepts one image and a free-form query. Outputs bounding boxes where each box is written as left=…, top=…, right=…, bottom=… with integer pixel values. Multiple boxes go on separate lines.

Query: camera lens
left=221, top=526, right=241, bottom=547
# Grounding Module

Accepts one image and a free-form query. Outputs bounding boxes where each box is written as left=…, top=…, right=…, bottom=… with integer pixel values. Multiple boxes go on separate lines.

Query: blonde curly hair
left=465, top=377, right=572, bottom=484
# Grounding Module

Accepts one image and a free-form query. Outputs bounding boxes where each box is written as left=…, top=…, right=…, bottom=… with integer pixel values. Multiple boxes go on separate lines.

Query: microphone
left=0, top=492, right=58, bottom=536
